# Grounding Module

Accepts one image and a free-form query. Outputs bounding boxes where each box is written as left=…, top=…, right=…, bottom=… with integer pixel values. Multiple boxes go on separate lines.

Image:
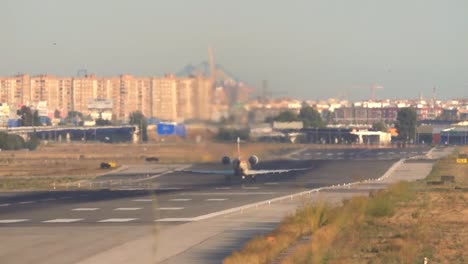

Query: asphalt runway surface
left=0, top=147, right=429, bottom=226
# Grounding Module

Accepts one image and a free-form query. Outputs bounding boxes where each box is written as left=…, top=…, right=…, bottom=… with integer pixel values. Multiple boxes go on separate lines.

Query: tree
left=274, top=111, right=299, bottom=122
left=17, top=106, right=40, bottom=126
left=0, top=132, right=25, bottom=150
left=298, top=105, right=324, bottom=128
left=66, top=111, right=83, bottom=125
left=395, top=108, right=417, bottom=144
left=95, top=118, right=112, bottom=126
left=25, top=133, right=40, bottom=150
left=372, top=121, right=387, bottom=132
left=129, top=111, right=148, bottom=142
left=54, top=109, right=61, bottom=119
left=216, top=128, right=250, bottom=141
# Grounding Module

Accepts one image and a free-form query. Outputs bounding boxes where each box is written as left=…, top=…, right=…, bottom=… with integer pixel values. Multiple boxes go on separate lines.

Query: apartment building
left=0, top=74, right=31, bottom=107
left=0, top=73, right=215, bottom=122
left=151, top=76, right=178, bottom=121
left=193, top=77, right=212, bottom=120
left=177, top=78, right=195, bottom=121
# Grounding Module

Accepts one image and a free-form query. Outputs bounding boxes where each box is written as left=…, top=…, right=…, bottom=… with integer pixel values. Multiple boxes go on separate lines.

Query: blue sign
left=157, top=123, right=175, bottom=135
left=175, top=124, right=186, bottom=137
left=7, top=119, right=20, bottom=127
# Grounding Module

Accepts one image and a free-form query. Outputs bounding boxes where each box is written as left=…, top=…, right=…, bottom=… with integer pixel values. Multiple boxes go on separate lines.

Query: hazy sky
left=1, top=0, right=467, bottom=100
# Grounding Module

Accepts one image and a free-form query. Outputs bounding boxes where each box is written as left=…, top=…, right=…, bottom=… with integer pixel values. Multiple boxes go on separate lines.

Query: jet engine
left=221, top=156, right=231, bottom=165
left=248, top=155, right=259, bottom=166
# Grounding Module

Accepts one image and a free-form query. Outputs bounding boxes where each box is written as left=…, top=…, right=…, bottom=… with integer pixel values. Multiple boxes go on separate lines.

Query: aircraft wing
left=181, top=169, right=234, bottom=175
left=247, top=168, right=308, bottom=175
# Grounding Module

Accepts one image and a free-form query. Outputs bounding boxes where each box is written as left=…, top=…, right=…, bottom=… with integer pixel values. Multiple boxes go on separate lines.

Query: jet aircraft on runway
left=184, top=137, right=307, bottom=182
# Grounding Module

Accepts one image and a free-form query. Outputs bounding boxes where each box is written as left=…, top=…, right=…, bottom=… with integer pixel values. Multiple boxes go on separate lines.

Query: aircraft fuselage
left=233, top=159, right=250, bottom=177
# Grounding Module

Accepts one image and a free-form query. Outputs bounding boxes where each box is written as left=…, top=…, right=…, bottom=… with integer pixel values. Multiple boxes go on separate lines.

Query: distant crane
left=208, top=46, right=216, bottom=83
left=370, top=84, right=384, bottom=101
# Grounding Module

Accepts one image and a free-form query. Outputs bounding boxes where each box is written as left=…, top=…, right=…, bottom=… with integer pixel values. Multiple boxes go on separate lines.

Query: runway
left=0, top=159, right=396, bottom=226
left=0, top=146, right=433, bottom=263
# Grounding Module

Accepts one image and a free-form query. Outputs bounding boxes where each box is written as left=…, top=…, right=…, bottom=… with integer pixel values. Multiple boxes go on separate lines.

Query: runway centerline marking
left=114, top=207, right=142, bottom=211
left=158, top=207, right=184, bottom=210
left=43, top=218, right=83, bottom=223
left=0, top=203, right=10, bottom=207
left=242, top=187, right=260, bottom=190
left=39, top=198, right=56, bottom=202
left=179, top=192, right=276, bottom=195
left=206, top=198, right=228, bottom=201
left=132, top=199, right=153, bottom=202
left=169, top=198, right=192, bottom=202
left=18, top=201, right=35, bottom=204
left=99, top=218, right=138, bottom=223
left=72, top=208, right=99, bottom=211
left=264, top=182, right=279, bottom=185
left=155, top=218, right=194, bottom=222
left=215, top=187, right=231, bottom=190
left=0, top=219, right=29, bottom=223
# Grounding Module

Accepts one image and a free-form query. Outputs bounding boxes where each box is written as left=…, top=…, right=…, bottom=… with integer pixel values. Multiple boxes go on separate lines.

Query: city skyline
left=2, top=1, right=467, bottom=100
left=0, top=73, right=214, bottom=122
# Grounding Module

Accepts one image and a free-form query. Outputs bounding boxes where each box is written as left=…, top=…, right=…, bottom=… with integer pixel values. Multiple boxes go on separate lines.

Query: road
left=0, top=146, right=432, bottom=264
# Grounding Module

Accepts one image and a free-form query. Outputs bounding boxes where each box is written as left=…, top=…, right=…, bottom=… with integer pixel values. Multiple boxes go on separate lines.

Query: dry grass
left=0, top=141, right=308, bottom=190
left=224, top=203, right=333, bottom=264
left=0, top=141, right=302, bottom=178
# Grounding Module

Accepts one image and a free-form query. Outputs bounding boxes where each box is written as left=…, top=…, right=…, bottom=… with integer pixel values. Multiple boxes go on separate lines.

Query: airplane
left=183, top=137, right=308, bottom=182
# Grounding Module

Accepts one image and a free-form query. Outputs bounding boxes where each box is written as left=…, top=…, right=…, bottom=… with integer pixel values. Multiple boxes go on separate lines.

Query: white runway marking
left=158, top=207, right=184, bottom=210
left=114, top=207, right=142, bottom=211
left=132, top=199, right=153, bottom=202
left=155, top=218, right=194, bottom=222
left=327, top=153, right=334, bottom=156
left=18, top=201, right=35, bottom=204
left=99, top=218, right=138, bottom=223
left=378, top=152, right=383, bottom=155
left=169, top=198, right=192, bottom=202
left=215, top=187, right=231, bottom=190
left=180, top=192, right=276, bottom=196
left=242, top=187, right=260, bottom=190
left=116, top=187, right=145, bottom=191
left=0, top=203, right=10, bottom=207
left=39, top=198, right=56, bottom=202
left=72, top=208, right=99, bottom=211
left=264, top=182, right=279, bottom=185
left=317, top=152, right=322, bottom=155
left=338, top=152, right=344, bottom=155
left=0, top=219, right=29, bottom=223
left=206, top=198, right=228, bottom=201
left=43, top=218, right=83, bottom=223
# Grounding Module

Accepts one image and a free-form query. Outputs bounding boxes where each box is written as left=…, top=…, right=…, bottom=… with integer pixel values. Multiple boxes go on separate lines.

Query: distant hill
left=176, top=61, right=240, bottom=83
